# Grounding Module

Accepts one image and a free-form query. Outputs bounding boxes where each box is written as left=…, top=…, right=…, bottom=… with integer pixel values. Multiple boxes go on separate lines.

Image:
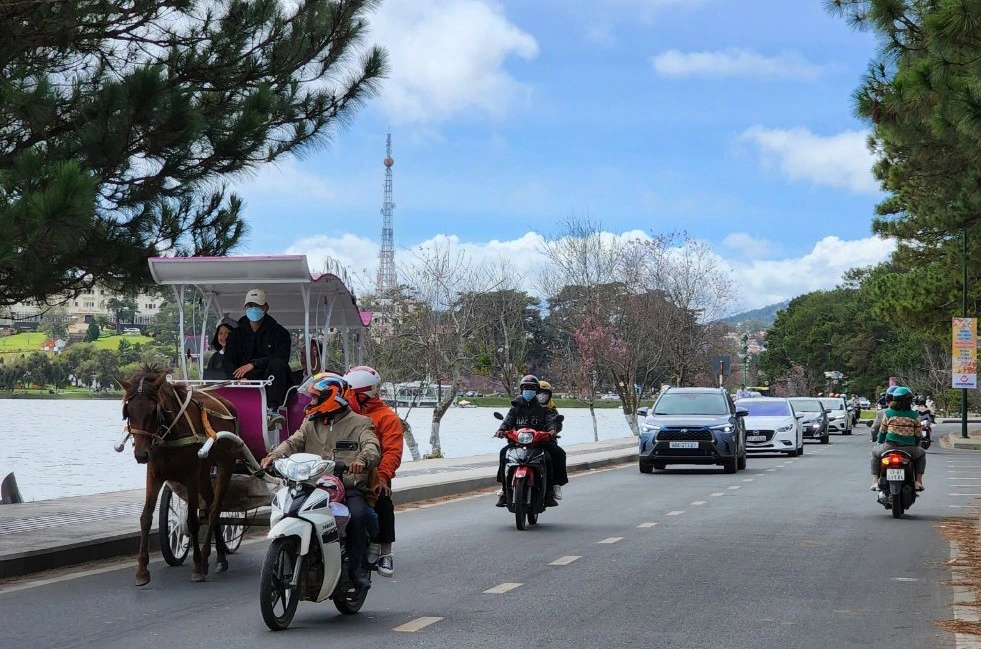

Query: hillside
left=724, top=300, right=789, bottom=328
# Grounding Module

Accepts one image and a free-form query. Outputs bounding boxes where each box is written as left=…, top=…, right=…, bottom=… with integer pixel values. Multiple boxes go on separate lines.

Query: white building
left=3, top=286, right=163, bottom=331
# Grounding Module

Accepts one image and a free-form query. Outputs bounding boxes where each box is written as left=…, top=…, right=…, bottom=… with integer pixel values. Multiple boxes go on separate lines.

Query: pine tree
left=0, top=0, right=387, bottom=306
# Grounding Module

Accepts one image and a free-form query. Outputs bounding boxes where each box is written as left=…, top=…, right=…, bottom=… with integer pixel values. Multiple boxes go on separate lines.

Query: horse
left=118, top=366, right=239, bottom=586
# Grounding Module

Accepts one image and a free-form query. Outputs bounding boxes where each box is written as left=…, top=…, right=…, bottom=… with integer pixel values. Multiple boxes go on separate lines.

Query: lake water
left=0, top=400, right=635, bottom=501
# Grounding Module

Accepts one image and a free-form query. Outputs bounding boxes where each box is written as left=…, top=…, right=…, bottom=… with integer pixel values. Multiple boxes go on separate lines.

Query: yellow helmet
left=538, top=380, right=552, bottom=392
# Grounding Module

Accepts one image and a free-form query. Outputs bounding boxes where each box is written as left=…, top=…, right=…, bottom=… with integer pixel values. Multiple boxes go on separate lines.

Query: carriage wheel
left=159, top=485, right=190, bottom=566
left=220, top=510, right=247, bottom=554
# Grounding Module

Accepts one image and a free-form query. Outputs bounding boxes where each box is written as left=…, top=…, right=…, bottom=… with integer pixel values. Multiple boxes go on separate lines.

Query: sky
left=229, top=0, right=896, bottom=312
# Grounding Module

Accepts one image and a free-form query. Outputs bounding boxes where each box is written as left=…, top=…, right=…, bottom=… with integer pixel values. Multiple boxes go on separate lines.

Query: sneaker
left=915, top=480, right=925, bottom=492
left=552, top=485, right=563, bottom=500
left=266, top=409, right=285, bottom=429
left=545, top=491, right=558, bottom=507
left=349, top=566, right=371, bottom=590
left=376, top=554, right=394, bottom=578
left=366, top=542, right=381, bottom=565
left=496, top=494, right=507, bottom=508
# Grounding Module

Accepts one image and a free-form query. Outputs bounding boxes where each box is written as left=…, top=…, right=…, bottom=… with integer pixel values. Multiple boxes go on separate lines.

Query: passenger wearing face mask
left=494, top=375, right=563, bottom=508
left=222, top=288, right=293, bottom=422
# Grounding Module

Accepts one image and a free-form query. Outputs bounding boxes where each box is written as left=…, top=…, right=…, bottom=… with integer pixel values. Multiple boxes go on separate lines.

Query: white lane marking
left=948, top=494, right=981, bottom=497
left=598, top=537, right=624, bottom=544
left=743, top=478, right=754, bottom=482
left=690, top=501, right=706, bottom=506
left=637, top=522, right=657, bottom=528
left=728, top=486, right=741, bottom=490
left=950, top=505, right=974, bottom=508
left=550, top=555, right=581, bottom=566
left=394, top=617, right=445, bottom=632
left=710, top=492, right=725, bottom=497
left=484, top=582, right=523, bottom=594
left=892, top=577, right=918, bottom=582
left=666, top=510, right=685, bottom=516
left=766, top=469, right=776, bottom=472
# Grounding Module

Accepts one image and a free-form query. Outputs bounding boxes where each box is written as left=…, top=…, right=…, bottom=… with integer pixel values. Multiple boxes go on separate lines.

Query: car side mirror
left=493, top=412, right=504, bottom=421
left=825, top=408, right=833, bottom=413
left=796, top=414, right=805, bottom=419
left=637, top=408, right=648, bottom=417
left=736, top=409, right=749, bottom=417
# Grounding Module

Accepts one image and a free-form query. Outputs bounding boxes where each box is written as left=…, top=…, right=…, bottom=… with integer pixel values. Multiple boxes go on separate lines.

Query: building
left=2, top=286, right=163, bottom=332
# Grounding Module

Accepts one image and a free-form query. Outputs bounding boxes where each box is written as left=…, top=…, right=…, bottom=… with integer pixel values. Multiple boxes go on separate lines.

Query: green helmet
left=892, top=386, right=913, bottom=398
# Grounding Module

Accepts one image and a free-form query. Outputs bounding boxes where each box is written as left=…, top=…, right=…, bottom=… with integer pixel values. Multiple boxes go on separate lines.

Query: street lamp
left=740, top=333, right=749, bottom=387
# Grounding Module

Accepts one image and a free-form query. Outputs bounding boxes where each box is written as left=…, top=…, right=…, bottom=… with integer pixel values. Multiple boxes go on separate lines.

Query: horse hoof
left=191, top=572, right=206, bottom=583
left=216, top=561, right=228, bottom=573
left=135, top=572, right=150, bottom=587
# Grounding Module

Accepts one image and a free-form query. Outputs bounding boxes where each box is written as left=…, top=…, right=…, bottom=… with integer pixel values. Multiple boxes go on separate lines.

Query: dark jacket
left=498, top=396, right=559, bottom=432
left=222, top=314, right=291, bottom=376
left=206, top=350, right=227, bottom=373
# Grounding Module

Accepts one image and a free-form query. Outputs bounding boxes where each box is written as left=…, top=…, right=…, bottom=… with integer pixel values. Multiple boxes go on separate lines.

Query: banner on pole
left=952, top=318, right=977, bottom=389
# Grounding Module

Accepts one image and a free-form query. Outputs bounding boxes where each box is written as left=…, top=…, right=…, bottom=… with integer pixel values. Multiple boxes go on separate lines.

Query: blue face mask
left=522, top=389, right=537, bottom=402
left=246, top=306, right=265, bottom=322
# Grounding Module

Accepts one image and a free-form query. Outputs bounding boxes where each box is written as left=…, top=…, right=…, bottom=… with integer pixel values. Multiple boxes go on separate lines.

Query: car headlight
left=711, top=424, right=733, bottom=433
left=810, top=422, right=822, bottom=429
left=776, top=424, right=794, bottom=432
left=640, top=424, right=660, bottom=434
left=517, top=431, right=535, bottom=444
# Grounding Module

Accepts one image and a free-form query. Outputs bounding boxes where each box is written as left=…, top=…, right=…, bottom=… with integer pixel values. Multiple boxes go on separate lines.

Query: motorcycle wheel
left=513, top=477, right=527, bottom=531
left=259, top=537, right=300, bottom=631
left=334, top=589, right=368, bottom=615
left=891, top=492, right=904, bottom=519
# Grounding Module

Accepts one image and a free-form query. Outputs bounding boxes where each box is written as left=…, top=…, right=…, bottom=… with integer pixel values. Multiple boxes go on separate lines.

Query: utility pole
left=962, top=227, right=970, bottom=438
left=741, top=333, right=749, bottom=387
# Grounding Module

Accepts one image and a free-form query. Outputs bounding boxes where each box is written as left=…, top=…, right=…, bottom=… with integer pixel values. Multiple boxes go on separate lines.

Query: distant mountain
left=723, top=300, right=790, bottom=328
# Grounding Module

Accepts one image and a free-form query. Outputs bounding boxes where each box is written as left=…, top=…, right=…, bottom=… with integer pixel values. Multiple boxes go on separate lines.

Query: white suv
left=819, top=397, right=852, bottom=435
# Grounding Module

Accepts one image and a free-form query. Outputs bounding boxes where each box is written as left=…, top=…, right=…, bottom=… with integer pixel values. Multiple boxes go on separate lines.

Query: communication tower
left=376, top=133, right=397, bottom=295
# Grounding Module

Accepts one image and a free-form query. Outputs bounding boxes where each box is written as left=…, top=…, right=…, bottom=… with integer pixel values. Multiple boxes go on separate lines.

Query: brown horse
left=118, top=366, right=239, bottom=586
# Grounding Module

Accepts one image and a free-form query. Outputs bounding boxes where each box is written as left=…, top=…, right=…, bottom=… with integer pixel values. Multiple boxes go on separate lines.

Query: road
left=0, top=430, right=969, bottom=649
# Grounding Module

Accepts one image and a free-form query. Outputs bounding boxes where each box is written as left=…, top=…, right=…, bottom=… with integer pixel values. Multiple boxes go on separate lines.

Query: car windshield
left=653, top=393, right=729, bottom=416
left=820, top=398, right=845, bottom=411
left=789, top=399, right=822, bottom=412
left=737, top=400, right=791, bottom=417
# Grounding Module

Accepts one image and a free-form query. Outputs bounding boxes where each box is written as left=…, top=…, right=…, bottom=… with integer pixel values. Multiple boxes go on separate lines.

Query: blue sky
left=231, top=0, right=895, bottom=310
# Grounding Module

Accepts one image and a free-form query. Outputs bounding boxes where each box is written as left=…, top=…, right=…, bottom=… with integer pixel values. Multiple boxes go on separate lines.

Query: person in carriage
left=222, top=288, right=293, bottom=425
left=261, top=373, right=380, bottom=590
left=206, top=317, right=238, bottom=375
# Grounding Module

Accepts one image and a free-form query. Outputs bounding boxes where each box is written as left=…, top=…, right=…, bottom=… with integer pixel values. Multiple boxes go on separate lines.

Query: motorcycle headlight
left=711, top=424, right=733, bottom=433
left=274, top=456, right=332, bottom=482
left=776, top=424, right=794, bottom=432
left=517, top=431, right=535, bottom=445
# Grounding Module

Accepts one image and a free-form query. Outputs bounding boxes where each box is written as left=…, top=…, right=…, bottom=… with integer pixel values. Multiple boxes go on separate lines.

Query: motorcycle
left=919, top=418, right=933, bottom=450
left=259, top=445, right=371, bottom=631
left=493, top=411, right=559, bottom=531
left=875, top=450, right=918, bottom=519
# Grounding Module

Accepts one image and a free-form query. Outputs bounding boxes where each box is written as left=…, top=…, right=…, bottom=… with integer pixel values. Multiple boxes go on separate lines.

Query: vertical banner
left=952, top=317, right=978, bottom=389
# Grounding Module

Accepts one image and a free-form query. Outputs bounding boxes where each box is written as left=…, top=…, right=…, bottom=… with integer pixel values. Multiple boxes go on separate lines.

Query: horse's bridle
left=124, top=378, right=199, bottom=449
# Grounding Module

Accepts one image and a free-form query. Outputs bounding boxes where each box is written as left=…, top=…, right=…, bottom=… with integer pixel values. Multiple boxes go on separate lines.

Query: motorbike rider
left=871, top=386, right=926, bottom=492
left=495, top=375, right=563, bottom=508
left=260, top=373, right=380, bottom=590
left=915, top=395, right=935, bottom=439
left=344, top=365, right=403, bottom=579
left=870, top=386, right=897, bottom=442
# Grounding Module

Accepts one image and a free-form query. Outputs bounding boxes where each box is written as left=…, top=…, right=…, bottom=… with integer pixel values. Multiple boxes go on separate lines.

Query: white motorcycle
left=259, top=447, right=371, bottom=631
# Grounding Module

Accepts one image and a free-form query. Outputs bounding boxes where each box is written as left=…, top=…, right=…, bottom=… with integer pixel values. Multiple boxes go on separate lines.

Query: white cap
left=244, top=288, right=267, bottom=306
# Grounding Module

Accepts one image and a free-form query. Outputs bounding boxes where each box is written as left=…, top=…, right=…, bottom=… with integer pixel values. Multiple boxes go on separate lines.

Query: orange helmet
left=300, top=372, right=353, bottom=420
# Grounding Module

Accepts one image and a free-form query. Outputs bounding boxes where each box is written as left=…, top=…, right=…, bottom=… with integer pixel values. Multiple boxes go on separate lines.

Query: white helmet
left=344, top=365, right=382, bottom=399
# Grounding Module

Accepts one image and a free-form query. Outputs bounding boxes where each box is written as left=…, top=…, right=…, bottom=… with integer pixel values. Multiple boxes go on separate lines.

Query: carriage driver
left=261, top=373, right=380, bottom=590
left=222, top=288, right=293, bottom=424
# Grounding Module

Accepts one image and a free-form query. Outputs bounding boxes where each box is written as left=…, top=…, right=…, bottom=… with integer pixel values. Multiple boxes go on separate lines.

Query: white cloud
left=740, top=126, right=879, bottom=194
left=723, top=232, right=773, bottom=258
left=369, top=0, right=539, bottom=123
left=237, top=158, right=336, bottom=206
left=282, top=230, right=897, bottom=311
left=652, top=48, right=822, bottom=80
left=728, top=235, right=897, bottom=309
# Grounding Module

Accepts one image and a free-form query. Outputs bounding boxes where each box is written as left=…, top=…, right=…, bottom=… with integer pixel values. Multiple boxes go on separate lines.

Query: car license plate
left=886, top=469, right=905, bottom=481
left=747, top=435, right=766, bottom=442
left=669, top=441, right=699, bottom=449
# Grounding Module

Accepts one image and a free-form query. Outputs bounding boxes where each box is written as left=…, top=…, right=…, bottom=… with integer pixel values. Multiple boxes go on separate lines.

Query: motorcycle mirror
left=493, top=412, right=504, bottom=421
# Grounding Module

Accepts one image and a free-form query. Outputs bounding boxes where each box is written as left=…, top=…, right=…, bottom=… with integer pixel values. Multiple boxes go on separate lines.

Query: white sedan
left=735, top=397, right=804, bottom=456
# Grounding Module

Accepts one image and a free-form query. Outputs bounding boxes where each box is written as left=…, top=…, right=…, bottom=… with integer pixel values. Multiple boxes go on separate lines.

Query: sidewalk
left=0, top=437, right=637, bottom=579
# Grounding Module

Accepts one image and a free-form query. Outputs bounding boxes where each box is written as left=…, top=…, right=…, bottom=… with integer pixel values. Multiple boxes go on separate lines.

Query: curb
left=943, top=432, right=981, bottom=451
left=0, top=450, right=636, bottom=580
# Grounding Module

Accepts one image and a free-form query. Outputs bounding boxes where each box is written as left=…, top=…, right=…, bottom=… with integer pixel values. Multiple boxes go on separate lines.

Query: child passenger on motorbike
left=870, top=386, right=926, bottom=492
left=495, top=375, right=566, bottom=508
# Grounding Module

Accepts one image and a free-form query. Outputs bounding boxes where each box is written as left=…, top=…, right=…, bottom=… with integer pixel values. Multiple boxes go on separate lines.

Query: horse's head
left=118, top=367, right=171, bottom=464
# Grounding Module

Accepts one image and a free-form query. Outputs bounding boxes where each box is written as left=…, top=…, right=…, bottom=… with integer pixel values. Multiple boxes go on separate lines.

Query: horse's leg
left=136, top=469, right=162, bottom=586
left=210, top=457, right=233, bottom=573
left=198, top=461, right=216, bottom=577
left=186, top=478, right=206, bottom=583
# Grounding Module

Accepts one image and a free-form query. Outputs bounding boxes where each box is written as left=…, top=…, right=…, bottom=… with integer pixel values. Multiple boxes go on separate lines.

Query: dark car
left=638, top=387, right=748, bottom=474
left=788, top=397, right=830, bottom=444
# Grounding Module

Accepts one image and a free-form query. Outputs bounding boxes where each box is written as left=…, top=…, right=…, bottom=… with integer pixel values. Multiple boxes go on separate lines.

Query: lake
left=0, top=400, right=636, bottom=501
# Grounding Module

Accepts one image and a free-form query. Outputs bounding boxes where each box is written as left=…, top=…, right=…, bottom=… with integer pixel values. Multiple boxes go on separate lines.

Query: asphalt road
left=0, top=429, right=968, bottom=649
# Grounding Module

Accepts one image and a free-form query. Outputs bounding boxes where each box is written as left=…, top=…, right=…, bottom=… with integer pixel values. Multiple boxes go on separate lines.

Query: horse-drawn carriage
left=115, top=255, right=369, bottom=583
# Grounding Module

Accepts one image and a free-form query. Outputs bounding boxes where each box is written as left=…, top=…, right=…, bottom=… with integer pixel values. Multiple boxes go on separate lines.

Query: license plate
left=886, top=469, right=905, bottom=481
left=669, top=441, right=699, bottom=449
left=747, top=435, right=767, bottom=442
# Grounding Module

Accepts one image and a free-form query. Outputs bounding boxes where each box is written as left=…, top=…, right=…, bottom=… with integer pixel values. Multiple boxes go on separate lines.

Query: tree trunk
left=624, top=411, right=640, bottom=437
left=429, top=378, right=459, bottom=455
left=588, top=401, right=599, bottom=442
left=401, top=416, right=421, bottom=461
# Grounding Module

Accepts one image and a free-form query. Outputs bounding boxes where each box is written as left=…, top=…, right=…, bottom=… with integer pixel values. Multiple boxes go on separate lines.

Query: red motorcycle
left=493, top=412, right=556, bottom=530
